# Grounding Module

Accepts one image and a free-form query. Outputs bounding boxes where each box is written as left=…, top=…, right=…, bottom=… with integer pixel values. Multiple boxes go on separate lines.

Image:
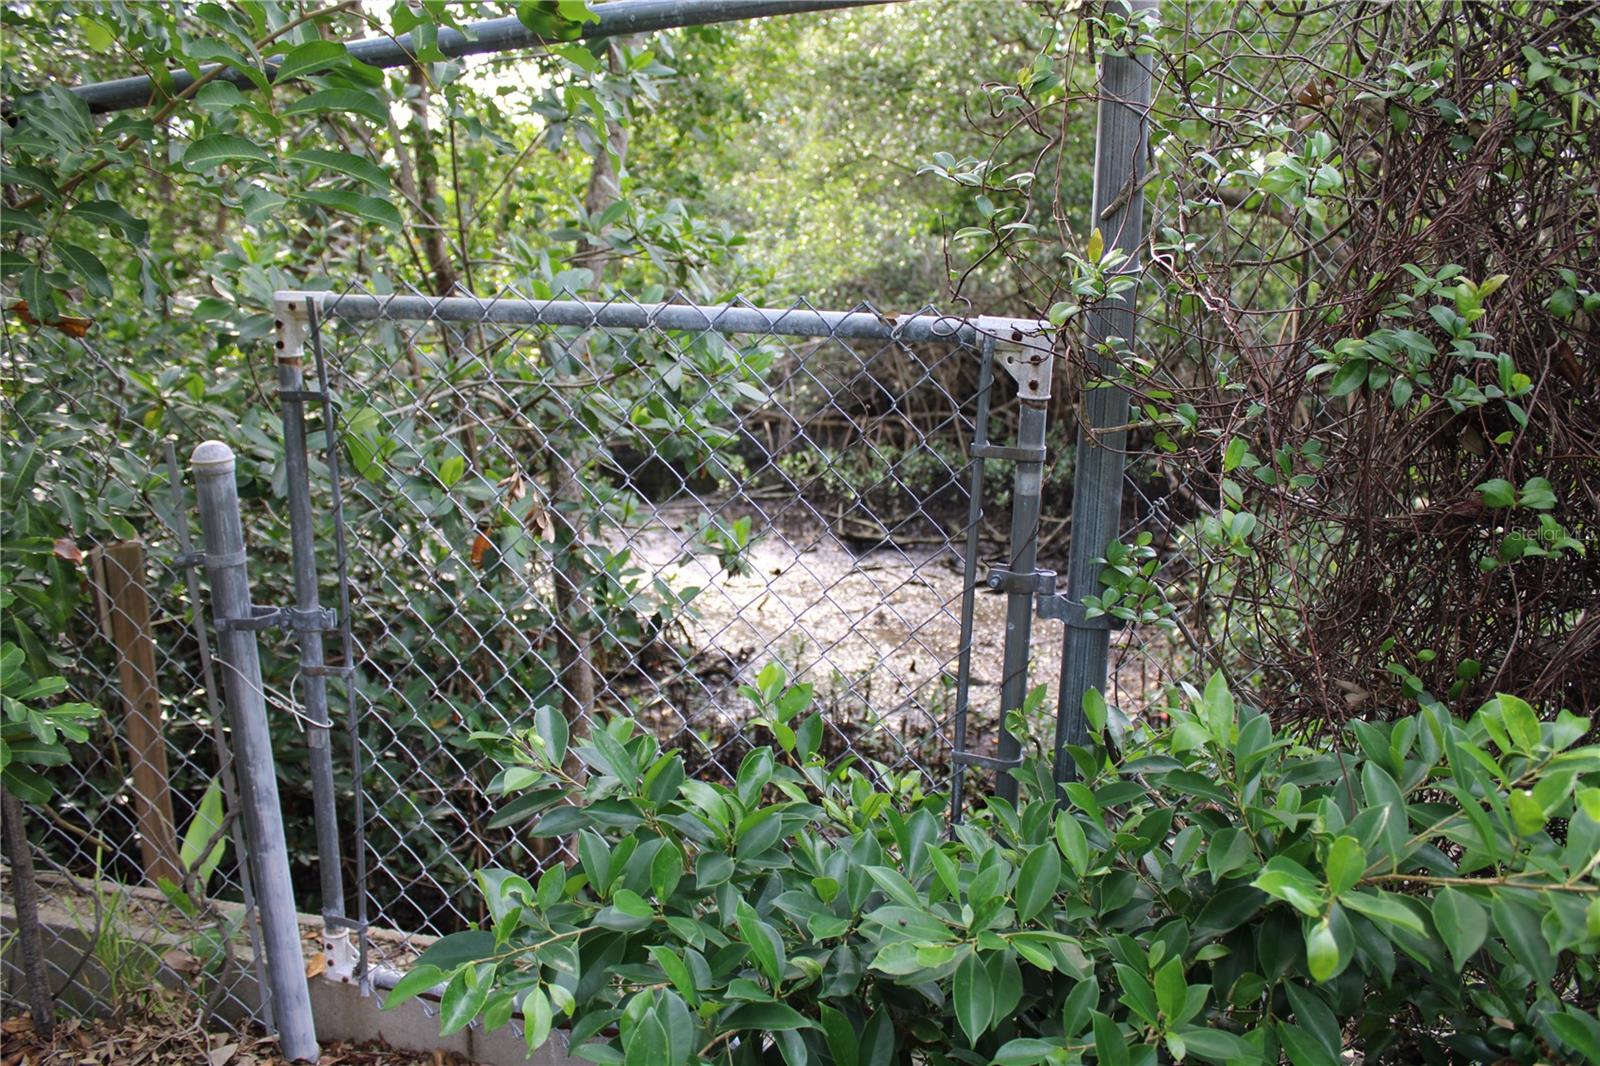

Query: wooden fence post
left=94, top=540, right=181, bottom=886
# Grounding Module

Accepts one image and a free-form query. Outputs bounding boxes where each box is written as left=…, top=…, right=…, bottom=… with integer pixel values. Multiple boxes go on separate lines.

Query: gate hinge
left=217, top=604, right=337, bottom=633
left=952, top=749, right=1024, bottom=770
left=970, top=442, right=1047, bottom=464
left=174, top=549, right=246, bottom=570
left=304, top=663, right=356, bottom=678
left=278, top=388, right=335, bottom=405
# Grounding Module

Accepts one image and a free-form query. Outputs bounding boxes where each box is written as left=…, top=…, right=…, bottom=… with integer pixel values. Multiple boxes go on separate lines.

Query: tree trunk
left=2, top=789, right=56, bottom=1034
left=401, top=63, right=458, bottom=298
left=552, top=40, right=633, bottom=741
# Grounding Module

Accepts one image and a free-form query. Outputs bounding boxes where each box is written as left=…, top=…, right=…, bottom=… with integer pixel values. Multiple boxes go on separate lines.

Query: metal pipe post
left=192, top=441, right=320, bottom=1062
left=275, top=306, right=348, bottom=944
left=1053, top=1, right=1155, bottom=787
left=163, top=442, right=274, bottom=1033
left=994, top=401, right=1049, bottom=805
left=64, top=0, right=894, bottom=115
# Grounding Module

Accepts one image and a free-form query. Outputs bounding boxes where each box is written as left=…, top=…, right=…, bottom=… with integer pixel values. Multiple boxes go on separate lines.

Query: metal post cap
left=190, top=440, right=237, bottom=473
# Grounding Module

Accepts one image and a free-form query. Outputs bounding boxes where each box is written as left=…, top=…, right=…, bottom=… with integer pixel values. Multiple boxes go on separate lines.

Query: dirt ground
left=615, top=498, right=1188, bottom=763
left=0, top=1012, right=465, bottom=1066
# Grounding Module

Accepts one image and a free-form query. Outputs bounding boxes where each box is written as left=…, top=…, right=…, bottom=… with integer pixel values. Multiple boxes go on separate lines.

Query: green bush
left=391, top=666, right=1600, bottom=1064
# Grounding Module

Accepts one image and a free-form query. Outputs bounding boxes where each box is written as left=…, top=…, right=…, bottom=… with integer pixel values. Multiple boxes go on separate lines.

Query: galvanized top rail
left=281, top=291, right=1051, bottom=350
left=67, top=0, right=892, bottom=115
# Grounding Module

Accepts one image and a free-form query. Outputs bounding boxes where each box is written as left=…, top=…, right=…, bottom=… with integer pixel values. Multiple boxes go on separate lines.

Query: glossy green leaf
left=1092, top=1011, right=1129, bottom=1066
left=1055, top=811, right=1090, bottom=877
left=818, top=1004, right=857, bottom=1066
left=1491, top=894, right=1555, bottom=983
left=719, top=1002, right=815, bottom=1032
left=273, top=40, right=349, bottom=83
left=534, top=704, right=569, bottom=767
left=282, top=87, right=389, bottom=124
left=295, top=189, right=402, bottom=229
left=1341, top=890, right=1425, bottom=936
left=290, top=148, right=391, bottom=189
left=178, top=776, right=228, bottom=886
left=55, top=242, right=111, bottom=298
left=1305, top=918, right=1340, bottom=981
left=183, top=133, right=271, bottom=171
left=1549, top=1007, right=1600, bottom=1064
left=438, top=964, right=493, bottom=1036
left=954, top=950, right=993, bottom=1045
left=381, top=964, right=444, bottom=1010
left=1082, top=687, right=1107, bottom=736
left=735, top=900, right=785, bottom=983
left=1177, top=1026, right=1259, bottom=1065
left=1476, top=478, right=1517, bottom=509
left=413, top=930, right=495, bottom=971
left=1252, top=856, right=1324, bottom=917
left=1201, top=670, right=1234, bottom=744
left=523, top=986, right=553, bottom=1050
left=69, top=200, right=147, bottom=244
left=1431, top=887, right=1486, bottom=971
left=1322, top=835, right=1365, bottom=898
left=1153, top=957, right=1187, bottom=1024
left=992, top=1038, right=1061, bottom=1064
left=1014, top=843, right=1061, bottom=923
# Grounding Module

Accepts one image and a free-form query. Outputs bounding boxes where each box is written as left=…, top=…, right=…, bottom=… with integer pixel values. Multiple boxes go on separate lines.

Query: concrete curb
left=1, top=865, right=580, bottom=1064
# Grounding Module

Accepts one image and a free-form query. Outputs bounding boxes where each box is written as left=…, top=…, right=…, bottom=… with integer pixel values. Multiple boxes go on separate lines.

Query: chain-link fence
left=280, top=285, right=1062, bottom=944
left=1, top=326, right=269, bottom=1029
left=2, top=275, right=1227, bottom=1035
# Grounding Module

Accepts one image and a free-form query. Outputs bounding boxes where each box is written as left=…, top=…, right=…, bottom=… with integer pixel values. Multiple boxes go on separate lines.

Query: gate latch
left=1036, top=594, right=1123, bottom=631
left=218, top=604, right=338, bottom=633
left=982, top=565, right=1056, bottom=597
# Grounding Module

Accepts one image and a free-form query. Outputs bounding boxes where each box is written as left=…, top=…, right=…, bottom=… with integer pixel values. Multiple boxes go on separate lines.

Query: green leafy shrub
left=0, top=642, right=100, bottom=803
left=1, top=441, right=102, bottom=802
left=391, top=668, right=1600, bottom=1064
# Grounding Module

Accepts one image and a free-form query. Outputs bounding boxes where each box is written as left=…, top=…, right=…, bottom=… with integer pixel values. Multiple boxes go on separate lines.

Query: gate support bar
left=278, top=290, right=1050, bottom=349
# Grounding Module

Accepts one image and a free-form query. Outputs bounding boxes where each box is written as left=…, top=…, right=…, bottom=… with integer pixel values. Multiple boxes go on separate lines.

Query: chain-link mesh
left=299, top=284, right=1055, bottom=939
left=1060, top=7, right=1369, bottom=725
left=2, top=277, right=1198, bottom=998
left=1, top=325, right=267, bottom=1027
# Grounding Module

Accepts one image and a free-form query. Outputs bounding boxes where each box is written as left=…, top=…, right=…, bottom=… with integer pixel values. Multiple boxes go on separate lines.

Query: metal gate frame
left=270, top=290, right=1056, bottom=986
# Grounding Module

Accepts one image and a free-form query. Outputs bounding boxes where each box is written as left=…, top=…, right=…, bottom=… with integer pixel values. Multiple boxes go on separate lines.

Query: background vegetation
left=2, top=0, right=1597, bottom=1055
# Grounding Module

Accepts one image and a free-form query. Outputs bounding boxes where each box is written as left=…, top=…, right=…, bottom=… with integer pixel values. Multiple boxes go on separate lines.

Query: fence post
left=1054, top=0, right=1155, bottom=787
left=93, top=540, right=182, bottom=887
left=191, top=440, right=320, bottom=1062
left=274, top=297, right=353, bottom=980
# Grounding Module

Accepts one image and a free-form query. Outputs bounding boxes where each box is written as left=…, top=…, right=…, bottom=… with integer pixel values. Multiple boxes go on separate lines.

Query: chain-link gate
left=269, top=286, right=1055, bottom=959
